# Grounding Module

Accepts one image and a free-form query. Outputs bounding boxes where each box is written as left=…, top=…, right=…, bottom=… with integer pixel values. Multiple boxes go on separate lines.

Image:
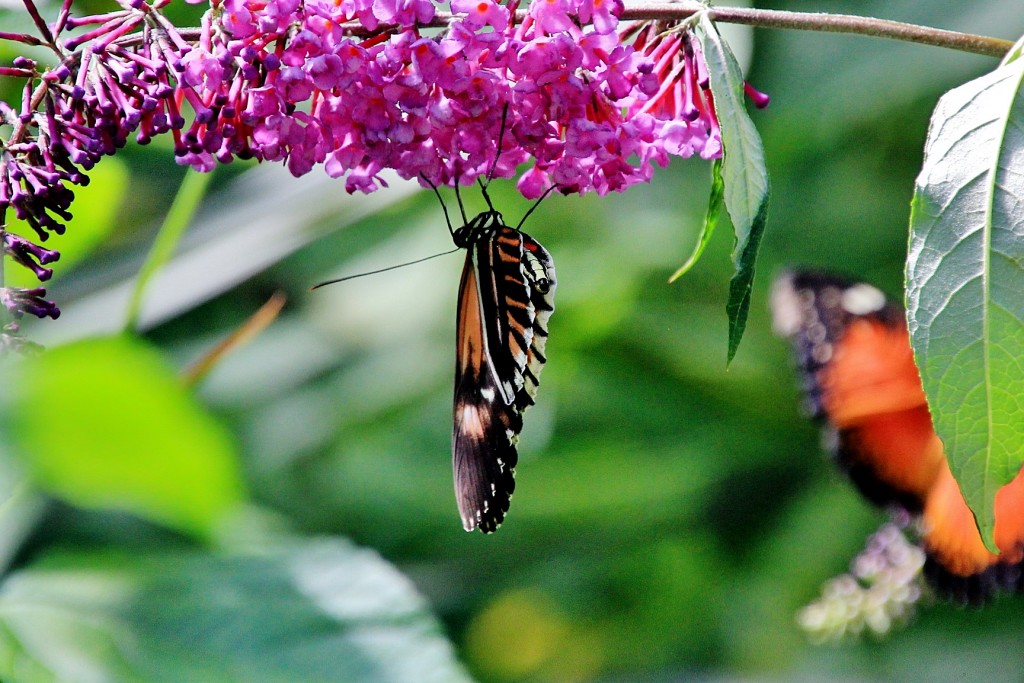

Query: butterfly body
left=773, top=270, right=1024, bottom=601
left=453, top=209, right=556, bottom=533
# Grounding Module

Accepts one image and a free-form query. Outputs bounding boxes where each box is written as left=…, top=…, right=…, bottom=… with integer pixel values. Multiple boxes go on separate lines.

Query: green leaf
left=0, top=446, right=45, bottom=575
left=7, top=336, right=245, bottom=537
left=1001, top=33, right=1024, bottom=66
left=697, top=13, right=771, bottom=364
left=668, top=158, right=725, bottom=283
left=4, top=157, right=128, bottom=287
left=0, top=538, right=474, bottom=683
left=906, top=55, right=1024, bottom=552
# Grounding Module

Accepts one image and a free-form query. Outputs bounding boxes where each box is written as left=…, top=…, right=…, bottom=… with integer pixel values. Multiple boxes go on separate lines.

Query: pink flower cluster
left=2, top=0, right=767, bottom=326
left=179, top=0, right=727, bottom=196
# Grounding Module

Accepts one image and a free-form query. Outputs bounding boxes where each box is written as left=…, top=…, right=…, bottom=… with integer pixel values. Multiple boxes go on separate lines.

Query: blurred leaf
left=594, top=535, right=725, bottom=668
left=697, top=13, right=771, bottom=363
left=0, top=444, right=45, bottom=574
left=7, top=335, right=245, bottom=537
left=726, top=485, right=878, bottom=669
left=906, top=55, right=1024, bottom=550
left=0, top=538, right=474, bottom=683
left=4, top=157, right=128, bottom=287
left=669, top=158, right=724, bottom=282
left=465, top=588, right=601, bottom=682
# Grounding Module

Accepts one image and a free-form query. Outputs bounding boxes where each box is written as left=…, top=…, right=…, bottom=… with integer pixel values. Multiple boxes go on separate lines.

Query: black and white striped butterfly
left=437, top=184, right=557, bottom=533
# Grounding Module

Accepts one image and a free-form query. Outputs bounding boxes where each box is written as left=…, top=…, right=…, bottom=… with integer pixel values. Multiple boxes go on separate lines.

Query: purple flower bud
left=0, top=286, right=60, bottom=319
left=744, top=81, right=771, bottom=109
left=3, top=231, right=61, bottom=282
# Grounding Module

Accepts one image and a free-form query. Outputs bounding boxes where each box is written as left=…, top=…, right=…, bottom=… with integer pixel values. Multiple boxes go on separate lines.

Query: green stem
left=124, top=168, right=213, bottom=332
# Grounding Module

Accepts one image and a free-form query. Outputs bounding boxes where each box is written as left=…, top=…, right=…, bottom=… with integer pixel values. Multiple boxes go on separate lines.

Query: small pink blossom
left=451, top=0, right=510, bottom=30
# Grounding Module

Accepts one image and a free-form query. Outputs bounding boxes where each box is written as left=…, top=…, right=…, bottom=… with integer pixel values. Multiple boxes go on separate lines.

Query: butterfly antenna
left=479, top=177, right=496, bottom=213
left=453, top=173, right=468, bottom=226
left=310, top=248, right=460, bottom=290
left=485, top=103, right=510, bottom=185
left=422, top=173, right=457, bottom=238
left=516, top=184, right=559, bottom=230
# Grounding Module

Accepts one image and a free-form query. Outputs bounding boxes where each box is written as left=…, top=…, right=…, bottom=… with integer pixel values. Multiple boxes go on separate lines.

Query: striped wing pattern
left=453, top=211, right=556, bottom=533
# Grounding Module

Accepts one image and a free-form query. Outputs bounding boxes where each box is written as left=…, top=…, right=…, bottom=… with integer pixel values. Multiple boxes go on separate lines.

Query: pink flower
left=528, top=0, right=579, bottom=37
left=451, top=0, right=510, bottom=30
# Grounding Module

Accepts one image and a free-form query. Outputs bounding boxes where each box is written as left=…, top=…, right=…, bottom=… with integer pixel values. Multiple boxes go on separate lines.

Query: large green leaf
left=0, top=538, right=474, bottom=683
left=697, top=13, right=771, bottom=364
left=6, top=335, right=245, bottom=537
left=906, top=55, right=1024, bottom=551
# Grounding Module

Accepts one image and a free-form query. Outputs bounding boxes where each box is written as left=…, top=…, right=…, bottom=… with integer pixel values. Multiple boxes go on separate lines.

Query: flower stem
left=617, top=3, right=1014, bottom=58
left=124, top=168, right=214, bottom=332
left=21, top=0, right=54, bottom=47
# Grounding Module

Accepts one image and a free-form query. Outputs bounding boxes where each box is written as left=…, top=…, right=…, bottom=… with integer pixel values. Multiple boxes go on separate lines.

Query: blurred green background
left=3, top=1, right=1024, bottom=681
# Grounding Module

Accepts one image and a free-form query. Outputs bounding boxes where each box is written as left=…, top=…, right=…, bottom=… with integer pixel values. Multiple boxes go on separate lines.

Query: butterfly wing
left=772, top=270, right=1024, bottom=599
left=771, top=271, right=943, bottom=510
left=513, top=232, right=556, bottom=415
left=453, top=248, right=522, bottom=533
left=453, top=224, right=556, bottom=533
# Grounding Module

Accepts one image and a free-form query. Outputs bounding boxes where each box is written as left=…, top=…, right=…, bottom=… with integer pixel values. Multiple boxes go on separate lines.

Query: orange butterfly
left=772, top=270, right=1024, bottom=600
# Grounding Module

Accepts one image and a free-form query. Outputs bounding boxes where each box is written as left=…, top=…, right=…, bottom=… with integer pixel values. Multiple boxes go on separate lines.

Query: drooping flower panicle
left=3, top=0, right=187, bottom=321
left=176, top=0, right=725, bottom=196
left=797, top=521, right=927, bottom=643
left=1, top=0, right=767, bottom=322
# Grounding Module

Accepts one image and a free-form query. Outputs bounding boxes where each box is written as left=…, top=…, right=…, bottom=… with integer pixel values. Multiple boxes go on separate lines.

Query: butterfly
left=771, top=269, right=1024, bottom=601
left=440, top=187, right=556, bottom=533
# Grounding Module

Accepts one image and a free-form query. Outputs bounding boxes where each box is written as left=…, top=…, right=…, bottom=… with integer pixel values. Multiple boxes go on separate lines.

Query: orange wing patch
left=819, top=320, right=928, bottom=426
left=818, top=319, right=944, bottom=508
left=924, top=463, right=1024, bottom=578
left=774, top=270, right=1024, bottom=600
left=456, top=262, right=484, bottom=380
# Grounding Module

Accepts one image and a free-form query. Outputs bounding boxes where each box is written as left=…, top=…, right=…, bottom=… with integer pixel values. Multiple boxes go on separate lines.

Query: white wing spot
left=480, top=387, right=495, bottom=402
left=459, top=404, right=487, bottom=441
left=842, top=283, right=886, bottom=315
left=770, top=276, right=803, bottom=336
